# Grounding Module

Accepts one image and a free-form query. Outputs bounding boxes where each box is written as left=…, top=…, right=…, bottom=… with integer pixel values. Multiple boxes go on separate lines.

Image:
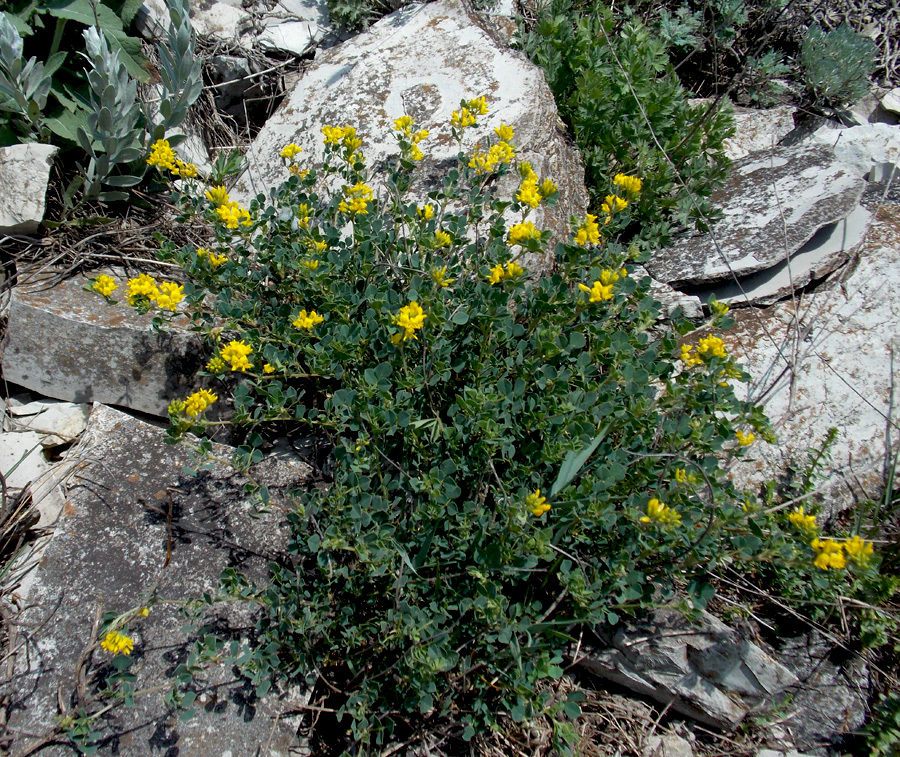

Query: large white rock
left=724, top=104, right=795, bottom=161
left=0, top=144, right=58, bottom=235
left=725, top=205, right=900, bottom=513
left=810, top=122, right=900, bottom=178
left=233, top=0, right=587, bottom=249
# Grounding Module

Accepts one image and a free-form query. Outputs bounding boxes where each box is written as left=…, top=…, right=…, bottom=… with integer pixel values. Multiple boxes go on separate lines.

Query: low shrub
left=90, top=99, right=884, bottom=752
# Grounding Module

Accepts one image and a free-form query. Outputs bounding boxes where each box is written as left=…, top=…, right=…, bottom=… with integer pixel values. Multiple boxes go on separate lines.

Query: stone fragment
left=137, top=0, right=252, bottom=46
left=724, top=104, right=796, bottom=161
left=0, top=431, right=49, bottom=490
left=880, top=87, right=900, bottom=116
left=232, top=0, right=588, bottom=267
left=646, top=144, right=865, bottom=288
left=4, top=404, right=311, bottom=756
left=8, top=400, right=91, bottom=447
left=257, top=19, right=325, bottom=56
left=0, top=144, right=58, bottom=235
left=274, top=0, right=331, bottom=27
left=578, top=607, right=798, bottom=729
left=810, top=123, right=900, bottom=178
left=3, top=269, right=205, bottom=418
left=775, top=632, right=869, bottom=748
left=644, top=734, right=694, bottom=757
left=692, top=203, right=871, bottom=306
left=724, top=203, right=900, bottom=513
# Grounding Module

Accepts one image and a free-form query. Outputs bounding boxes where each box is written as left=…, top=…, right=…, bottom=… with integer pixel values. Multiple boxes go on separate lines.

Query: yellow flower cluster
left=207, top=356, right=225, bottom=373
left=735, top=429, right=755, bottom=446
left=293, top=309, right=325, bottom=330
left=578, top=268, right=626, bottom=302
left=216, top=202, right=252, bottom=229
left=170, top=159, right=198, bottom=178
left=432, top=266, right=454, bottom=288
left=392, top=301, right=427, bottom=343
left=393, top=115, right=430, bottom=161
left=788, top=506, right=818, bottom=536
left=680, top=344, right=703, bottom=367
left=434, top=230, right=452, bottom=247
left=184, top=388, right=217, bottom=417
left=601, top=194, right=628, bottom=214
left=613, top=173, right=642, bottom=194
left=709, top=298, right=730, bottom=316
left=469, top=140, right=515, bottom=175
left=640, top=498, right=681, bottom=526
left=280, top=143, right=303, bottom=159
left=526, top=489, right=550, bottom=517
left=322, top=124, right=364, bottom=164
left=488, top=261, right=525, bottom=285
left=264, top=363, right=276, bottom=374
left=811, top=538, right=846, bottom=570
left=101, top=630, right=134, bottom=655
left=845, top=535, right=874, bottom=566
left=417, top=204, right=434, bottom=221
left=674, top=468, right=700, bottom=485
left=302, top=259, right=319, bottom=270
left=698, top=334, right=727, bottom=359
left=339, top=182, right=373, bottom=215
left=197, top=247, right=227, bottom=267
left=124, top=274, right=184, bottom=311
left=451, top=96, right=489, bottom=130
left=574, top=214, right=601, bottom=246
left=146, top=139, right=176, bottom=171
left=205, top=185, right=230, bottom=207
left=220, top=340, right=253, bottom=371
left=495, top=123, right=515, bottom=142
left=516, top=162, right=557, bottom=209
left=93, top=275, right=118, bottom=297
left=507, top=220, right=542, bottom=246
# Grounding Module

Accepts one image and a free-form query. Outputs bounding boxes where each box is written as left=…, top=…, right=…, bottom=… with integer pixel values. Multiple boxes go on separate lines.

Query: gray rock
left=138, top=0, right=252, bottom=46
left=0, top=430, right=49, bottom=490
left=775, top=633, right=869, bottom=748
left=578, top=607, right=798, bottom=729
left=8, top=400, right=92, bottom=447
left=257, top=19, right=326, bottom=56
left=0, top=144, right=58, bottom=235
left=274, top=0, right=331, bottom=28
left=232, top=0, right=588, bottom=269
left=3, top=269, right=205, bottom=418
left=644, top=734, right=694, bottom=757
left=810, top=123, right=900, bottom=179
left=724, top=104, right=796, bottom=161
left=691, top=203, right=871, bottom=306
left=883, top=88, right=900, bottom=116
left=646, top=144, right=865, bottom=288
left=4, top=404, right=311, bottom=756
left=635, top=268, right=704, bottom=319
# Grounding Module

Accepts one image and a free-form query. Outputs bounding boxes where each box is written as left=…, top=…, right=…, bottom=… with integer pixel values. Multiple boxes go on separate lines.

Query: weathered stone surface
left=725, top=203, right=900, bottom=513
left=257, top=19, right=325, bottom=56
left=0, top=144, right=58, bottom=235
left=724, top=104, right=796, bottom=161
left=775, top=633, right=869, bottom=748
left=0, top=431, right=49, bottom=490
left=692, top=203, right=871, bottom=306
left=138, top=0, right=252, bottom=46
left=578, top=607, right=798, bottom=729
left=883, top=87, right=900, bottom=116
left=810, top=123, right=900, bottom=178
left=8, top=400, right=91, bottom=447
left=232, top=0, right=588, bottom=260
left=634, top=267, right=704, bottom=319
left=644, top=734, right=694, bottom=757
left=646, top=144, right=865, bottom=288
left=4, top=404, right=311, bottom=756
left=3, top=270, right=204, bottom=417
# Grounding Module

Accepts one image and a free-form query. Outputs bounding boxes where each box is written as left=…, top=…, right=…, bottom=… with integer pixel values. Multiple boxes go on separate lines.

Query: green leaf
left=451, top=310, right=469, bottom=325
left=550, top=424, right=609, bottom=497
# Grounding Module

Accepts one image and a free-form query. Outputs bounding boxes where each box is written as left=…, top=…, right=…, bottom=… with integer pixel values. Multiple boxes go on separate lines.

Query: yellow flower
left=640, top=498, right=681, bottom=526
left=697, top=334, right=727, bottom=359
left=312, top=240, right=328, bottom=253
left=469, top=141, right=516, bottom=174
left=171, top=159, right=197, bottom=178
left=505, top=261, right=525, bottom=279
left=338, top=182, right=373, bottom=216
left=574, top=214, right=601, bottom=246
left=467, top=96, right=489, bottom=115
left=154, top=281, right=184, bottom=312
left=392, top=301, right=426, bottom=342
left=680, top=344, right=703, bottom=368
left=263, top=363, right=276, bottom=374
left=293, top=309, right=325, bottom=330
left=507, top=220, right=542, bottom=246
left=675, top=468, right=687, bottom=484
left=451, top=107, right=477, bottom=129
left=92, top=275, right=118, bottom=297
left=138, top=607, right=150, bottom=617
left=517, top=178, right=541, bottom=208
left=788, top=506, right=818, bottom=536
left=526, top=489, right=550, bottom=517
left=811, top=538, right=846, bottom=570
left=322, top=124, right=349, bottom=145
left=208, top=252, right=227, bottom=267
left=281, top=143, right=303, bottom=159
left=488, top=264, right=505, bottom=285
left=216, top=201, right=252, bottom=229
left=393, top=115, right=415, bottom=135
left=101, top=631, right=134, bottom=655
left=709, top=298, right=730, bottom=316
left=205, top=185, right=230, bottom=207
left=183, top=388, right=217, bottom=417
left=539, top=178, right=557, bottom=198
left=578, top=280, right=614, bottom=302
left=844, top=535, right=874, bottom=567
left=601, top=194, right=628, bottom=214
left=290, top=165, right=310, bottom=178
left=125, top=273, right=158, bottom=305
left=518, top=162, right=537, bottom=182
left=494, top=123, right=515, bottom=142
left=434, top=230, right=452, bottom=248
left=196, top=247, right=210, bottom=258
left=206, top=356, right=225, bottom=373
left=735, top=429, right=755, bottom=446
left=302, top=259, right=319, bottom=270
left=417, top=204, right=434, bottom=221
left=146, top=139, right=176, bottom=171
left=432, top=266, right=454, bottom=288
left=220, top=340, right=253, bottom=371
left=613, top=173, right=642, bottom=194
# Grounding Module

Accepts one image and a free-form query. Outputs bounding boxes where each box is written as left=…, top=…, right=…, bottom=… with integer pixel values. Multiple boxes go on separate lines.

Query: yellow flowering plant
left=129, top=98, right=886, bottom=753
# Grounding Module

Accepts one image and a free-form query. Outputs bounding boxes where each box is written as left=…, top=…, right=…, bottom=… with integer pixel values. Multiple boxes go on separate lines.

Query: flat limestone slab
left=0, top=144, right=58, bottom=235
left=646, top=144, right=865, bottom=287
left=3, top=270, right=204, bottom=417
left=5, top=404, right=311, bottom=755
left=233, top=0, right=588, bottom=246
